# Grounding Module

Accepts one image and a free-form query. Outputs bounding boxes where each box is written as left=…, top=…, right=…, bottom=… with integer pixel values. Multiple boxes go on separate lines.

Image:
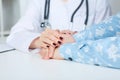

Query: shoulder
left=88, top=0, right=110, bottom=8
left=92, top=0, right=111, bottom=10
left=95, top=0, right=110, bottom=6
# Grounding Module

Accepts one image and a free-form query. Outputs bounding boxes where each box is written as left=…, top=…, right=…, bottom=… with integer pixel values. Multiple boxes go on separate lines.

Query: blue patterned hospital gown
left=59, top=13, right=120, bottom=69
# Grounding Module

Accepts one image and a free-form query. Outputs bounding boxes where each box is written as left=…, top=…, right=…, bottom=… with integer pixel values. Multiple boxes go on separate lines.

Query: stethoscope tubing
left=41, top=0, right=89, bottom=28
left=85, top=0, right=89, bottom=25
left=44, top=0, right=50, bottom=20
left=71, top=0, right=84, bottom=23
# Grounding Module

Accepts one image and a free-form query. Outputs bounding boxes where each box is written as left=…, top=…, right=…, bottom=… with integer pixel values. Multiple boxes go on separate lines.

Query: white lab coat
left=7, top=0, right=111, bottom=53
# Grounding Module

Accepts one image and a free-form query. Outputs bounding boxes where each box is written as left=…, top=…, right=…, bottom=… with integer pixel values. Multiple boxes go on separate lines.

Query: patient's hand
left=39, top=46, right=64, bottom=60
left=61, top=33, right=75, bottom=44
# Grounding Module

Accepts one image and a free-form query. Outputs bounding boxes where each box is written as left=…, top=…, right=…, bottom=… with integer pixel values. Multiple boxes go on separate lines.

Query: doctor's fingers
left=45, top=28, right=62, bottom=39
left=43, top=29, right=64, bottom=43
left=41, top=37, right=59, bottom=48
left=38, top=42, right=49, bottom=49
left=41, top=30, right=61, bottom=42
left=41, top=32, right=63, bottom=46
left=45, top=34, right=63, bottom=46
left=36, top=37, right=58, bottom=49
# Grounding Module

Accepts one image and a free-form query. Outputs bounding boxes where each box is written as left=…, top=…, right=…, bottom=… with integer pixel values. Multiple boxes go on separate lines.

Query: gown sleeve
left=59, top=13, right=120, bottom=69
left=73, top=13, right=120, bottom=42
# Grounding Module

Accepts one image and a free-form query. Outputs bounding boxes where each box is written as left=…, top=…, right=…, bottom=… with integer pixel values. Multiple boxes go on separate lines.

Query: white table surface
left=0, top=50, right=120, bottom=80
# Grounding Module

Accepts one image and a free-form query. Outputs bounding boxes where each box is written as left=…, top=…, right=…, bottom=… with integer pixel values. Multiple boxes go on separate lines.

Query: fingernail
left=49, top=57, right=53, bottom=59
left=55, top=46, right=59, bottom=48
left=58, top=41, right=62, bottom=44
left=53, top=43, right=56, bottom=46
left=59, top=37, right=63, bottom=40
left=46, top=45, right=49, bottom=48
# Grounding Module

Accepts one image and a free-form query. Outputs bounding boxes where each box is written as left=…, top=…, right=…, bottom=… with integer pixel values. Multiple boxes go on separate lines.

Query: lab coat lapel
left=49, top=0, right=69, bottom=30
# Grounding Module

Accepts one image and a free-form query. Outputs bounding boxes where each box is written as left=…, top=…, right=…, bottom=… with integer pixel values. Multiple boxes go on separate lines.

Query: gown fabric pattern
left=59, top=13, right=120, bottom=69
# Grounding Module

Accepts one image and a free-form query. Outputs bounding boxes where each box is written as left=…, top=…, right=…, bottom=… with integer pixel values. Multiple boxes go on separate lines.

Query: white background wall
left=0, top=0, right=20, bottom=37
left=2, top=0, right=20, bottom=31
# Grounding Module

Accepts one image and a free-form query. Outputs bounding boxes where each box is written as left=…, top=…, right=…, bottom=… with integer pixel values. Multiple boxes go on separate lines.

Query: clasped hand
left=39, top=29, right=76, bottom=60
left=29, top=28, right=76, bottom=60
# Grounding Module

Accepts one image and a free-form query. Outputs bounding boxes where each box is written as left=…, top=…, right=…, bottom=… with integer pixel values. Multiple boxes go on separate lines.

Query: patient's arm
left=54, top=37, right=120, bottom=69
left=61, top=33, right=75, bottom=44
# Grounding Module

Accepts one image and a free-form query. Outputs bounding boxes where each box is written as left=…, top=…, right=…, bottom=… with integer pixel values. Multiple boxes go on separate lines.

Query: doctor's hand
left=29, top=28, right=63, bottom=49
left=39, top=33, right=75, bottom=59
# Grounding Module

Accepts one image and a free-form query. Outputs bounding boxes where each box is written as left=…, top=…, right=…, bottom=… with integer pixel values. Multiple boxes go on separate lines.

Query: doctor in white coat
left=7, top=0, right=111, bottom=53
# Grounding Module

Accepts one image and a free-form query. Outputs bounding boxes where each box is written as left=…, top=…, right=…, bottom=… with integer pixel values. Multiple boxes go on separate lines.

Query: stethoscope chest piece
left=40, top=0, right=51, bottom=30
left=40, top=20, right=51, bottom=30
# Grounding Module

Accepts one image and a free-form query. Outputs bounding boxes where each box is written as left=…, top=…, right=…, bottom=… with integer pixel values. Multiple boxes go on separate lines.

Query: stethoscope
left=40, top=0, right=89, bottom=30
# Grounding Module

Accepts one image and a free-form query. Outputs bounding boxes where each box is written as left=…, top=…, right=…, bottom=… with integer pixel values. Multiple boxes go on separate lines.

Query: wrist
left=53, top=48, right=64, bottom=60
left=29, top=37, right=40, bottom=49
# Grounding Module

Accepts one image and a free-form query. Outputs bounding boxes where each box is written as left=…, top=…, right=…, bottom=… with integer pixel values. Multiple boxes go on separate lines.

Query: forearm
left=7, top=31, right=40, bottom=53
left=59, top=37, right=120, bottom=69
left=29, top=37, right=40, bottom=49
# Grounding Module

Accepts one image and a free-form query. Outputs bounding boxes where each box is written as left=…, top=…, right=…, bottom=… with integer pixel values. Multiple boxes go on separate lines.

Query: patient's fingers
left=39, top=46, right=57, bottom=60
left=48, top=46, right=55, bottom=58
left=39, top=48, right=49, bottom=60
left=43, top=48, right=49, bottom=60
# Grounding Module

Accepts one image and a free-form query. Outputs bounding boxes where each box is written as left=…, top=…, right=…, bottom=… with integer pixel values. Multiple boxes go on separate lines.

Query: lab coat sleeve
left=94, top=0, right=112, bottom=24
left=73, top=13, right=120, bottom=42
left=6, top=0, right=43, bottom=53
left=59, top=37, right=120, bottom=69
